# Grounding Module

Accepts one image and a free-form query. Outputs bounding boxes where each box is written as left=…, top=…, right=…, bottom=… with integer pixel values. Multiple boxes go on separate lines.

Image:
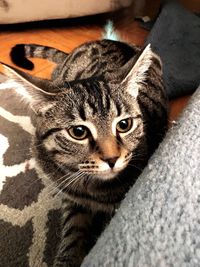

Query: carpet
left=0, top=75, right=63, bottom=267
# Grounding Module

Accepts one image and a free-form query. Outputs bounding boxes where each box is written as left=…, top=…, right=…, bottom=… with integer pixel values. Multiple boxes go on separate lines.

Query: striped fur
left=1, top=38, right=168, bottom=267
left=10, top=44, right=68, bottom=70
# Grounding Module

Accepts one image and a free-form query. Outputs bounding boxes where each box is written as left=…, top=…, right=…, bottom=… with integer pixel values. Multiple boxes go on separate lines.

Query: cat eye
left=68, top=125, right=89, bottom=140
left=116, top=118, right=133, bottom=133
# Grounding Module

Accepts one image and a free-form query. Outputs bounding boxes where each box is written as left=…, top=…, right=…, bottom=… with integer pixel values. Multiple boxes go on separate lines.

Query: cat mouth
left=81, top=168, right=124, bottom=180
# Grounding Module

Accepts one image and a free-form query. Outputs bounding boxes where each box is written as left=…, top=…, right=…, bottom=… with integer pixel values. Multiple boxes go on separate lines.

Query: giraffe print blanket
left=0, top=73, right=62, bottom=267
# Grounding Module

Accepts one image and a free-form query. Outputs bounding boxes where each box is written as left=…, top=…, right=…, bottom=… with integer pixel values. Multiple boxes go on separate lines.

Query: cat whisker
left=56, top=171, right=82, bottom=190
left=127, top=163, right=143, bottom=171
left=47, top=171, right=81, bottom=197
left=62, top=172, right=84, bottom=192
left=55, top=171, right=84, bottom=198
left=42, top=170, right=77, bottom=197
left=72, top=173, right=85, bottom=191
left=131, top=154, right=145, bottom=159
left=131, top=152, right=147, bottom=160
left=50, top=170, right=84, bottom=196
left=0, top=160, right=66, bottom=198
left=22, top=152, right=64, bottom=190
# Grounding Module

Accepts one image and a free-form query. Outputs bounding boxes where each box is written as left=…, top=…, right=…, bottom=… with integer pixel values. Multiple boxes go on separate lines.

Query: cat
left=0, top=25, right=168, bottom=267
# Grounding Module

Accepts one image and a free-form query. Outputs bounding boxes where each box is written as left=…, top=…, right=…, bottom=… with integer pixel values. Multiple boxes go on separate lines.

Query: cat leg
left=53, top=201, right=93, bottom=267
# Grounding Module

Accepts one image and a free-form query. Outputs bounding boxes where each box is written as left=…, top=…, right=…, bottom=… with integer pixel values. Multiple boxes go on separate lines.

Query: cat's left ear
left=0, top=62, right=56, bottom=113
left=121, top=44, right=162, bottom=98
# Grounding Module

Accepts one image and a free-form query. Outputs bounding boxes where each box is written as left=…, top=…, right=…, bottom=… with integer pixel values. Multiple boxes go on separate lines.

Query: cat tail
left=10, top=44, right=68, bottom=70
left=102, top=20, right=121, bottom=41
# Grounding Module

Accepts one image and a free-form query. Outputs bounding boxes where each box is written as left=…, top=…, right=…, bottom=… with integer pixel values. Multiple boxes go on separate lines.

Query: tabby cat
left=0, top=27, right=168, bottom=266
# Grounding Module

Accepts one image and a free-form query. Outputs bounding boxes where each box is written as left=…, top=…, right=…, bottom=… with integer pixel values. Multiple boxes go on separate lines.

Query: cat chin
left=92, top=170, right=122, bottom=181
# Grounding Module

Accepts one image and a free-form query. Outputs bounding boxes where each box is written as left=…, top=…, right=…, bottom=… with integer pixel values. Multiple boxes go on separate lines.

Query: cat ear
left=0, top=62, right=56, bottom=113
left=121, top=44, right=161, bottom=98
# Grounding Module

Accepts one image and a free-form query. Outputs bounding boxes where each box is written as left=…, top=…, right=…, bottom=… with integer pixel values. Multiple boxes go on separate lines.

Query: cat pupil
left=73, top=126, right=86, bottom=137
left=119, top=120, right=128, bottom=129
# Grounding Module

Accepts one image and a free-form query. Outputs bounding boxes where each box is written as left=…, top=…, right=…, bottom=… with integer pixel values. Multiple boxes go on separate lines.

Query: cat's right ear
left=105, top=44, right=162, bottom=99
left=120, top=44, right=162, bottom=98
left=0, top=62, right=56, bottom=113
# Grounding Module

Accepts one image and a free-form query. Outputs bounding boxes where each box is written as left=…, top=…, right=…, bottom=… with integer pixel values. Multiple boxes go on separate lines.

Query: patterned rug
left=0, top=73, right=63, bottom=267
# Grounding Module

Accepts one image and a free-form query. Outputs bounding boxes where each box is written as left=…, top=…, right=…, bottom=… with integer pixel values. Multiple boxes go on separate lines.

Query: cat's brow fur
left=1, top=39, right=168, bottom=267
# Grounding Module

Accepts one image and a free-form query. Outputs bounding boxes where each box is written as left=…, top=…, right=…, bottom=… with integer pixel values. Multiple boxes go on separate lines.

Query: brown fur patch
left=98, top=136, right=120, bottom=160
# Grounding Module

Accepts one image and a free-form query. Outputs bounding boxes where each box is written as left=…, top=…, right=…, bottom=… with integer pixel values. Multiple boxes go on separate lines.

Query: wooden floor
left=0, top=10, right=191, bottom=125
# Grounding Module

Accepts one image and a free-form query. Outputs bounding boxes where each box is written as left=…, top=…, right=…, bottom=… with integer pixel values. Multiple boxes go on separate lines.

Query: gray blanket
left=81, top=85, right=200, bottom=266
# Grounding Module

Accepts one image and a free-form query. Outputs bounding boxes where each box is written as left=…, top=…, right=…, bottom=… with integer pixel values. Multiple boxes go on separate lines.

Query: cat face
left=0, top=44, right=162, bottom=185
left=35, top=79, right=145, bottom=180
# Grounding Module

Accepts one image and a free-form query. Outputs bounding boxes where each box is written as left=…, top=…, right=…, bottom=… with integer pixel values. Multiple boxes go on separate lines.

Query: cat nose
left=102, top=157, right=119, bottom=169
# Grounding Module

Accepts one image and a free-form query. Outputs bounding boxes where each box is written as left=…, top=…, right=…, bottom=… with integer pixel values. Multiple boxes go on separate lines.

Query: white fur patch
left=44, top=137, right=57, bottom=151
left=0, top=81, right=20, bottom=90
left=99, top=161, right=110, bottom=172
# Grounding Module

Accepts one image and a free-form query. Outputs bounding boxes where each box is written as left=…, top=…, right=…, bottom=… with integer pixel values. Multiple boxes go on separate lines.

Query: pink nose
left=101, top=157, right=118, bottom=169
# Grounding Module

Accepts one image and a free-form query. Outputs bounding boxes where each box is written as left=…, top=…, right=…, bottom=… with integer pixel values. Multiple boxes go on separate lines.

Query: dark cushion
left=145, top=0, right=200, bottom=99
